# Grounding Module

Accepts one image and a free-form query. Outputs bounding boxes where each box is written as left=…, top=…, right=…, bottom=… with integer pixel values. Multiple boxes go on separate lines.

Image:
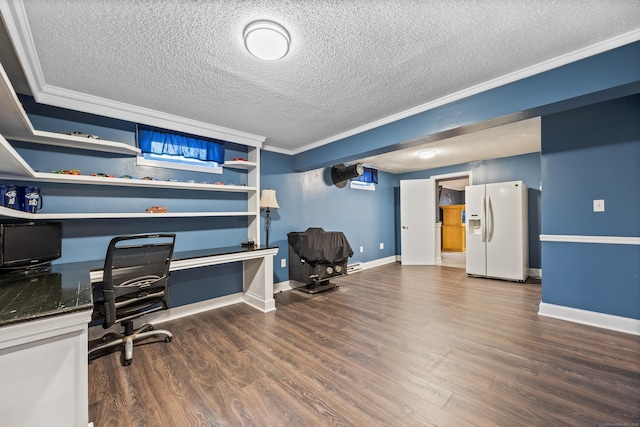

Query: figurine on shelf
left=91, top=173, right=115, bottom=178
left=53, top=169, right=81, bottom=175
left=145, top=206, right=168, bottom=213
left=65, top=131, right=101, bottom=139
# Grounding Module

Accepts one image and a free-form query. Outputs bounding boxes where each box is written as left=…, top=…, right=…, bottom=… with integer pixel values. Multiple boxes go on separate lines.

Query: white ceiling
left=1, top=1, right=639, bottom=173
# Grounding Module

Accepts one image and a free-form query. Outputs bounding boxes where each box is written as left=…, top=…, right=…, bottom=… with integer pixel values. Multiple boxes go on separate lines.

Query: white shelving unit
left=0, top=60, right=262, bottom=236
left=0, top=63, right=140, bottom=155
left=0, top=206, right=256, bottom=220
left=0, top=133, right=260, bottom=220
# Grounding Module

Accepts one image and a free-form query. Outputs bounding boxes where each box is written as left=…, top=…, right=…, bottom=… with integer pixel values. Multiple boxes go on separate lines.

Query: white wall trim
left=540, top=234, right=640, bottom=245
left=288, top=29, right=640, bottom=155
left=430, top=170, right=474, bottom=186
left=539, top=302, right=640, bottom=336
left=88, top=292, right=243, bottom=340
left=360, top=255, right=398, bottom=270
left=529, top=268, right=542, bottom=279
left=274, top=280, right=294, bottom=294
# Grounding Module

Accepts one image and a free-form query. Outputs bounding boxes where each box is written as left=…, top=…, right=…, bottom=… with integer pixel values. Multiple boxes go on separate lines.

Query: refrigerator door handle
left=487, top=196, right=494, bottom=242
left=481, top=196, right=486, bottom=242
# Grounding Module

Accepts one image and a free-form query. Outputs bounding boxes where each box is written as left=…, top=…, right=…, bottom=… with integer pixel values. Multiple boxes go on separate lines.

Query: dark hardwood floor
left=88, top=263, right=640, bottom=426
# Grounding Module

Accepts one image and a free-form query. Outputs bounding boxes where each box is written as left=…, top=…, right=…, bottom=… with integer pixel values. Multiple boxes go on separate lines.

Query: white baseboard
left=274, top=280, right=294, bottom=294
left=538, top=302, right=640, bottom=336
left=529, top=268, right=542, bottom=279
left=359, top=255, right=398, bottom=270
left=88, top=292, right=243, bottom=340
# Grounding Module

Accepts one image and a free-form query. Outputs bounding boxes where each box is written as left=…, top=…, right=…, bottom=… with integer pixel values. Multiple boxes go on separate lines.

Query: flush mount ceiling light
left=243, top=20, right=290, bottom=61
left=418, top=150, right=436, bottom=159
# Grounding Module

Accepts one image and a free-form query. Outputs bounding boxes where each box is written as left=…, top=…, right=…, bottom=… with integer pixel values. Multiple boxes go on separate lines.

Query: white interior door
left=400, top=179, right=436, bottom=265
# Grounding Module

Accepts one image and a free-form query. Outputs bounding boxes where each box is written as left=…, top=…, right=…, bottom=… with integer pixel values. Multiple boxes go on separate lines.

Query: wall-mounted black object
left=287, top=227, right=353, bottom=294
left=331, top=163, right=364, bottom=188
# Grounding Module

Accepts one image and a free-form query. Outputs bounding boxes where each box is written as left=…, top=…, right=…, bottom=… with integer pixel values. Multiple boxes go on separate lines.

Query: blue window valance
left=137, top=125, right=225, bottom=164
left=353, top=167, right=378, bottom=184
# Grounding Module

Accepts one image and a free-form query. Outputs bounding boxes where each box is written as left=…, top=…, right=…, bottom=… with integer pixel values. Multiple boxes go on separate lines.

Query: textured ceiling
left=2, top=1, right=640, bottom=172
left=354, top=117, right=541, bottom=174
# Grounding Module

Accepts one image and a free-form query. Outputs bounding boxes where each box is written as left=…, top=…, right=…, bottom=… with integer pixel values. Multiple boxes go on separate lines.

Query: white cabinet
left=0, top=310, right=92, bottom=427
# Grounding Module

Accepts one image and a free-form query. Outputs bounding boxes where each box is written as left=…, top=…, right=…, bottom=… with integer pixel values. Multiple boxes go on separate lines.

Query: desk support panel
left=243, top=254, right=276, bottom=312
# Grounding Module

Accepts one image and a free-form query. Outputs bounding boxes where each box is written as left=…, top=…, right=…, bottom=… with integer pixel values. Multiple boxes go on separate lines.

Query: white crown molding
left=262, top=143, right=294, bottom=155
left=540, top=234, right=640, bottom=245
left=3, top=0, right=639, bottom=155
left=539, top=302, right=640, bottom=336
left=0, top=0, right=265, bottom=148
left=291, top=28, right=640, bottom=155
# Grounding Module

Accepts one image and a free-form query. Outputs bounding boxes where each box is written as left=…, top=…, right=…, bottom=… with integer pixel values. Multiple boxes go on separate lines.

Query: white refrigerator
left=465, top=180, right=529, bottom=282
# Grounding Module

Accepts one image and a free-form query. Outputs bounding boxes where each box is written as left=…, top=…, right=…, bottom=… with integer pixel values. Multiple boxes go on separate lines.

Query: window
left=350, top=167, right=378, bottom=191
left=136, top=125, right=225, bottom=174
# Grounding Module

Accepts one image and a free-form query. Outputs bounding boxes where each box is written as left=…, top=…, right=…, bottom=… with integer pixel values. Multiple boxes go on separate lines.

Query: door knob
left=402, top=226, right=408, bottom=229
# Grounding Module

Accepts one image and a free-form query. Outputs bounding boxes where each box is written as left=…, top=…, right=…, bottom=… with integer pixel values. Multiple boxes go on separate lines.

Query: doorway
left=433, top=171, right=471, bottom=269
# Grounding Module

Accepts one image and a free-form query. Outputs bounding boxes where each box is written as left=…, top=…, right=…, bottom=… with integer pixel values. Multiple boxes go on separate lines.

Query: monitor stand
left=0, top=263, right=52, bottom=277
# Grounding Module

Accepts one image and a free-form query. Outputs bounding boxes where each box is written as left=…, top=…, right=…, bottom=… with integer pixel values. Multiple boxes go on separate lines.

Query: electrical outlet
left=593, top=199, right=605, bottom=212
left=359, top=246, right=364, bottom=253
left=379, top=242, right=384, bottom=249
left=281, top=258, right=286, bottom=268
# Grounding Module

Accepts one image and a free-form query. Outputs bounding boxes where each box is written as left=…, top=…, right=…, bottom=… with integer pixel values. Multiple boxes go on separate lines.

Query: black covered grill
left=287, top=228, right=353, bottom=288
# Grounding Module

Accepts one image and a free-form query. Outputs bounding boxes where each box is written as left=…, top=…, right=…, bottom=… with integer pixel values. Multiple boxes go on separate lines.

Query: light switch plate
left=593, top=199, right=605, bottom=212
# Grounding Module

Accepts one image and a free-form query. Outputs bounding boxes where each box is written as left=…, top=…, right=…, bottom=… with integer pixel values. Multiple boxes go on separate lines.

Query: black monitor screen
left=0, top=222, right=62, bottom=270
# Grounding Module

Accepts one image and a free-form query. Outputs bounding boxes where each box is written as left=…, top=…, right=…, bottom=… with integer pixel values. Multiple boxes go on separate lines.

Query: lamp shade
left=260, top=189, right=280, bottom=209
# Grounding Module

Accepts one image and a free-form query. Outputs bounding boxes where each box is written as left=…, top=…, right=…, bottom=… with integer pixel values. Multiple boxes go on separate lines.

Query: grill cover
left=287, top=228, right=353, bottom=285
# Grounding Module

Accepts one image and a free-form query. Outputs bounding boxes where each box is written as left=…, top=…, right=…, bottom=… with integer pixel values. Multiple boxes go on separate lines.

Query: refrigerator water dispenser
left=468, top=218, right=482, bottom=234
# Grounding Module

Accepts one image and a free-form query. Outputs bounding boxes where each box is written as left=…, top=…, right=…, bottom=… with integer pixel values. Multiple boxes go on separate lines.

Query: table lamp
left=259, top=189, right=279, bottom=247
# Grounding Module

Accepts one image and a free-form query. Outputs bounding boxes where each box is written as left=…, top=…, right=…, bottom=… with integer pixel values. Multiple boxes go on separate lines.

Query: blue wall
left=397, top=153, right=542, bottom=269
left=540, top=95, right=640, bottom=319
left=260, top=150, right=397, bottom=283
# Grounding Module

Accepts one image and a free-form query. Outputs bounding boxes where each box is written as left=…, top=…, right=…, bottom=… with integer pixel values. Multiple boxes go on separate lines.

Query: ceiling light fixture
left=418, top=150, right=436, bottom=159
left=243, top=20, right=290, bottom=61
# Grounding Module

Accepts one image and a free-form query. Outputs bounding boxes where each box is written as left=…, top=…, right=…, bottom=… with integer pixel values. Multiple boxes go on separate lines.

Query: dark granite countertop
left=0, top=260, right=100, bottom=327
left=0, top=246, right=276, bottom=327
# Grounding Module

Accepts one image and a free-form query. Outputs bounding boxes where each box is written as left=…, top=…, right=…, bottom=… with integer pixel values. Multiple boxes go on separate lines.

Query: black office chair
left=89, top=233, right=176, bottom=366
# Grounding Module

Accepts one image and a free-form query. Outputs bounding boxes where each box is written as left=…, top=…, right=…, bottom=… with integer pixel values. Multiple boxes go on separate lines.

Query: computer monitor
left=0, top=221, right=62, bottom=274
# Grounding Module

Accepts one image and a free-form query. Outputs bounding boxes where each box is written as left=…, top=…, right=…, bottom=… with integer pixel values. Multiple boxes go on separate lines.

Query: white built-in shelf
left=0, top=206, right=257, bottom=220
left=0, top=63, right=140, bottom=155
left=23, top=172, right=257, bottom=192
left=0, top=133, right=255, bottom=192
left=224, top=160, right=257, bottom=170
left=0, top=62, right=261, bottom=228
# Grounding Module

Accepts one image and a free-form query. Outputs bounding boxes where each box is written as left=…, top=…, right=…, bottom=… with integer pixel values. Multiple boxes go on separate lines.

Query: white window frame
left=136, top=153, right=223, bottom=174
left=350, top=180, right=376, bottom=191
